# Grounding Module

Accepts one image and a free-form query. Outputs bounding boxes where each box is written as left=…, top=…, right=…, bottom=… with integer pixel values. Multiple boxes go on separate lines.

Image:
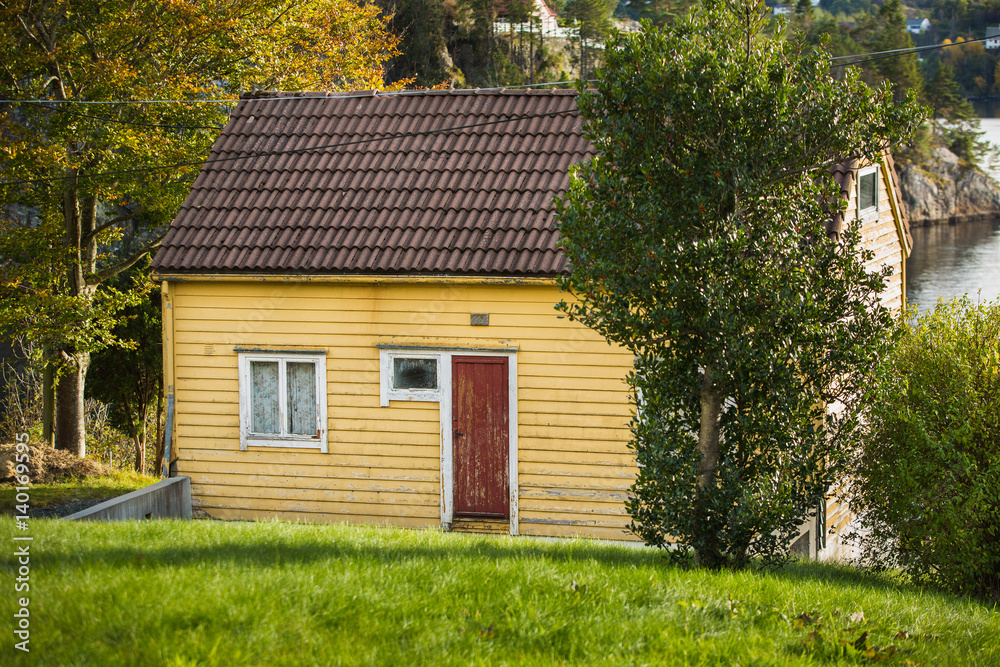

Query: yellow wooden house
left=151, top=90, right=911, bottom=552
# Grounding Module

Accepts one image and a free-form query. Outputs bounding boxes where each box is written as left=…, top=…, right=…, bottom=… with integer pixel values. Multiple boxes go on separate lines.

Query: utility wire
left=0, top=80, right=580, bottom=106
left=830, top=33, right=990, bottom=59
left=0, top=109, right=577, bottom=189
left=0, top=35, right=990, bottom=107
left=1, top=32, right=993, bottom=107
left=831, top=34, right=992, bottom=68
left=21, top=101, right=224, bottom=130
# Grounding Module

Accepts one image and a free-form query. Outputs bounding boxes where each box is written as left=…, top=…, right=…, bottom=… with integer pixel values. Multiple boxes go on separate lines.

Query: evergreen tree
left=555, top=0, right=923, bottom=567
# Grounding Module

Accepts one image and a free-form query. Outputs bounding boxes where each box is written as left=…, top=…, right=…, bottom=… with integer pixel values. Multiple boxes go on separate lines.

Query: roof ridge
left=238, top=88, right=579, bottom=101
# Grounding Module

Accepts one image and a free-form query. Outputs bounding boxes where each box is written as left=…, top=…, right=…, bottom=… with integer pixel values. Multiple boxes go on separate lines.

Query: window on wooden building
left=379, top=350, right=443, bottom=406
left=238, top=351, right=327, bottom=452
left=857, top=165, right=879, bottom=218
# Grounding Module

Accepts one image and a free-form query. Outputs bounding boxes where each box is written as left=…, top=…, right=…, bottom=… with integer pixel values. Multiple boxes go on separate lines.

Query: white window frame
left=857, top=165, right=880, bottom=220
left=238, top=351, right=328, bottom=452
left=379, top=350, right=443, bottom=406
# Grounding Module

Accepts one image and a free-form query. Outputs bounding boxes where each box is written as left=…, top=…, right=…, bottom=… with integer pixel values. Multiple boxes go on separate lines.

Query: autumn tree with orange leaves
left=0, top=0, right=403, bottom=457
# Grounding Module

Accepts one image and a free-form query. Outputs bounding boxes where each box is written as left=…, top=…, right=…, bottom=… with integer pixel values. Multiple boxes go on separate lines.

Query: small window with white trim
left=379, top=350, right=442, bottom=405
left=857, top=165, right=879, bottom=217
left=238, top=352, right=327, bottom=451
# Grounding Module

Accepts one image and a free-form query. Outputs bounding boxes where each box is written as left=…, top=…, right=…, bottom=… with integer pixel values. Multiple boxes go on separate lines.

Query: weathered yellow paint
left=161, top=281, right=177, bottom=469
left=168, top=279, right=638, bottom=538
left=154, top=273, right=559, bottom=286
left=375, top=335, right=519, bottom=351
left=167, top=175, right=908, bottom=543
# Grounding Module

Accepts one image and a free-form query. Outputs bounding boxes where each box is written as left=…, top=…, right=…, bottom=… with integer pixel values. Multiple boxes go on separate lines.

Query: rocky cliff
left=897, top=146, right=1000, bottom=226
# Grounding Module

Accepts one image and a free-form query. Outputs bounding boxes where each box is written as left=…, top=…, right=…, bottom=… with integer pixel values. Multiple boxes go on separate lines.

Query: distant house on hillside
left=906, top=18, right=930, bottom=34
left=987, top=26, right=1000, bottom=49
left=494, top=0, right=561, bottom=36
left=152, top=89, right=912, bottom=558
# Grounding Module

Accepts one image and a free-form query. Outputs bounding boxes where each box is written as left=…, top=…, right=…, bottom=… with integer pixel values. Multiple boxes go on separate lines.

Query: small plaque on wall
left=470, top=313, right=490, bottom=326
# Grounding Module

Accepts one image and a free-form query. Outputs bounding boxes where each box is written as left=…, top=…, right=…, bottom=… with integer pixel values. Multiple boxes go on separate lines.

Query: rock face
left=897, top=146, right=1000, bottom=225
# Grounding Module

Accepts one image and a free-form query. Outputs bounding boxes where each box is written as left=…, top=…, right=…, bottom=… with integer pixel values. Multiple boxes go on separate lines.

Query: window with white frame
left=857, top=165, right=879, bottom=218
left=238, top=352, right=327, bottom=451
left=379, top=350, right=442, bottom=406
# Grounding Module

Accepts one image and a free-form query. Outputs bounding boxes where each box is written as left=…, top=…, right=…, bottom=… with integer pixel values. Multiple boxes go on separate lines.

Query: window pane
left=393, top=358, right=437, bottom=390
left=251, top=361, right=280, bottom=434
left=287, top=362, right=317, bottom=436
left=859, top=172, right=877, bottom=211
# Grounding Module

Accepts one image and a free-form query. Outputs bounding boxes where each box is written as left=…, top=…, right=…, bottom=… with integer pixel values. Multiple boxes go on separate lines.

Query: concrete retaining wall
left=64, top=476, right=191, bottom=521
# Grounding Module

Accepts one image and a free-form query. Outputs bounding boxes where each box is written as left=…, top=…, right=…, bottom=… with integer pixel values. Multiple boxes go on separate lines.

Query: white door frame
left=378, top=347, right=518, bottom=535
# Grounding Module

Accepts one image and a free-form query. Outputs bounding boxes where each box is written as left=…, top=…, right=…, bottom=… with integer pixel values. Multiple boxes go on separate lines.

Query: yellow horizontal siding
left=194, top=496, right=440, bottom=523
left=521, top=461, right=638, bottom=479
left=519, top=509, right=630, bottom=526
left=194, top=479, right=438, bottom=507
left=168, top=187, right=903, bottom=541
left=170, top=279, right=637, bottom=540
left=189, top=472, right=438, bottom=500
left=184, top=459, right=439, bottom=483
left=520, top=523, right=639, bottom=541
left=519, top=474, right=632, bottom=492
left=201, top=506, right=440, bottom=529
left=181, top=449, right=440, bottom=471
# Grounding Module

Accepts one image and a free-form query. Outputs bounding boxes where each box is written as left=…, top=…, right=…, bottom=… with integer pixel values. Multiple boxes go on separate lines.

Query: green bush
left=852, top=297, right=1000, bottom=601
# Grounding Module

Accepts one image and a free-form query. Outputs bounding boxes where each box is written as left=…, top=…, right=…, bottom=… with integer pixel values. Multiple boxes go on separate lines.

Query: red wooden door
left=452, top=356, right=509, bottom=518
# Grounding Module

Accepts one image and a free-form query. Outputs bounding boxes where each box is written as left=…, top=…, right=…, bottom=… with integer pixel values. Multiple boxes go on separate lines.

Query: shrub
left=852, top=296, right=1000, bottom=601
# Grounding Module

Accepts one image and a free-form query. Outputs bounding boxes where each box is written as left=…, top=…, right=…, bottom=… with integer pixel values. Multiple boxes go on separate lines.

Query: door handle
left=454, top=431, right=465, bottom=437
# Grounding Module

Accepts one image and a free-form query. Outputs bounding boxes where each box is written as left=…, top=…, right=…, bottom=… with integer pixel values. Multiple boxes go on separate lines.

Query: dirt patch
left=29, top=497, right=113, bottom=518
left=0, top=442, right=107, bottom=484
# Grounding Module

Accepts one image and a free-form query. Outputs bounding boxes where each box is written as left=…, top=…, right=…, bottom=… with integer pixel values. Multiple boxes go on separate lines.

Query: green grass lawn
left=0, top=520, right=996, bottom=666
left=0, top=471, right=156, bottom=513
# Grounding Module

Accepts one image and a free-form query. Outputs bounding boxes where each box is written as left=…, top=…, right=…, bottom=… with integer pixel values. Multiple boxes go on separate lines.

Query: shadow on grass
left=0, top=484, right=124, bottom=512
left=15, top=518, right=975, bottom=606
left=29, top=526, right=668, bottom=572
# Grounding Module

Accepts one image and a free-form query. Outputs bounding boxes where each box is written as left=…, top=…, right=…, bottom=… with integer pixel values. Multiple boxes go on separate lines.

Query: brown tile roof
left=151, top=89, right=590, bottom=276
left=152, top=89, right=910, bottom=276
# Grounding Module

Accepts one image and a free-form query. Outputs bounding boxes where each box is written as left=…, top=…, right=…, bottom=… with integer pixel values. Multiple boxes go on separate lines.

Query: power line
left=0, top=80, right=579, bottom=106
left=20, top=101, right=224, bottom=130
left=0, top=109, right=577, bottom=189
left=831, top=34, right=992, bottom=68
left=0, top=34, right=990, bottom=108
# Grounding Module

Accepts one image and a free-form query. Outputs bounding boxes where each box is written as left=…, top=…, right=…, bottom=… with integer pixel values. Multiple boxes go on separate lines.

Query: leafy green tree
left=378, top=0, right=455, bottom=87
left=86, top=272, right=162, bottom=474
left=0, top=0, right=401, bottom=457
left=852, top=297, right=1000, bottom=601
left=923, top=62, right=989, bottom=165
left=565, top=0, right=617, bottom=79
left=555, top=0, right=923, bottom=567
left=926, top=63, right=976, bottom=121
left=631, top=0, right=693, bottom=26
left=860, top=0, right=923, bottom=103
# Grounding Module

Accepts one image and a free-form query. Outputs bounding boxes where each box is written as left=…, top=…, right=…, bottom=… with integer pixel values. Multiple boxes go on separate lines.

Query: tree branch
left=90, top=237, right=163, bottom=285
left=80, top=211, right=143, bottom=247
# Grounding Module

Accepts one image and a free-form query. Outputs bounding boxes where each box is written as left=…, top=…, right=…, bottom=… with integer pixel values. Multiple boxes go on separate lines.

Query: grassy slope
left=0, top=520, right=996, bottom=666
left=0, top=471, right=157, bottom=513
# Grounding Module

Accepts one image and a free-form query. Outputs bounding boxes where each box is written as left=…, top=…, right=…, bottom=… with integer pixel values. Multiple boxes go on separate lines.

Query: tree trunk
left=694, top=363, right=723, bottom=567
left=134, top=429, right=146, bottom=474
left=56, top=163, right=98, bottom=457
left=54, top=351, right=89, bottom=458
left=42, top=348, right=55, bottom=448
